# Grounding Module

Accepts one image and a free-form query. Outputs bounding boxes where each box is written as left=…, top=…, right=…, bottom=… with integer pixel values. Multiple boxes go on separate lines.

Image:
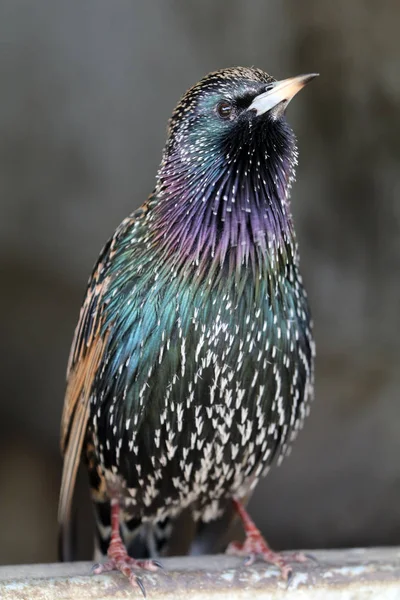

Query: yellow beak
left=248, top=73, right=319, bottom=116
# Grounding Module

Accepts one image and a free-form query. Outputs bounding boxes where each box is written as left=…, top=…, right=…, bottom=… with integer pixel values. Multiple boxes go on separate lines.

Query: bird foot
left=92, top=552, right=161, bottom=597
left=226, top=539, right=308, bottom=580
left=227, top=498, right=313, bottom=580
left=91, top=499, right=161, bottom=596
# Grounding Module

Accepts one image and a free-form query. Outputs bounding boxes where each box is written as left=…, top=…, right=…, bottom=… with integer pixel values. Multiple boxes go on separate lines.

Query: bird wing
left=58, top=240, right=112, bottom=560
left=58, top=203, right=151, bottom=560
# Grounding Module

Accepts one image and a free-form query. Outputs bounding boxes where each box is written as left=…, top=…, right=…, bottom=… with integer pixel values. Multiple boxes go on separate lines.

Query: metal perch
left=1, top=548, right=400, bottom=599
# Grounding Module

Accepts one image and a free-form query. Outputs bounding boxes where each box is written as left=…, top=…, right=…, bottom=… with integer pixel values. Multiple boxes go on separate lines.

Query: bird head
left=155, top=67, right=317, bottom=267
left=163, top=67, right=317, bottom=174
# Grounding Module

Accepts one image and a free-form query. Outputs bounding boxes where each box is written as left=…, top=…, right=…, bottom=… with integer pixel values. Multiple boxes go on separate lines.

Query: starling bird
left=59, top=67, right=316, bottom=592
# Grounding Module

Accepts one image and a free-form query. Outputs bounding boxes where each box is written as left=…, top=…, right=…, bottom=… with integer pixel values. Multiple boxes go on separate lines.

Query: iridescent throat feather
left=151, top=115, right=298, bottom=278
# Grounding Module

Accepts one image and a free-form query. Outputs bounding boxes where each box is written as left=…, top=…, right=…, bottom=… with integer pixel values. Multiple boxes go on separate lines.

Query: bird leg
left=226, top=498, right=308, bottom=580
left=92, top=498, right=161, bottom=596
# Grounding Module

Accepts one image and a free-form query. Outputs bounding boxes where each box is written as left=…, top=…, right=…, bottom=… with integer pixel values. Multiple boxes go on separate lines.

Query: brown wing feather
left=58, top=251, right=110, bottom=560
left=58, top=334, right=108, bottom=559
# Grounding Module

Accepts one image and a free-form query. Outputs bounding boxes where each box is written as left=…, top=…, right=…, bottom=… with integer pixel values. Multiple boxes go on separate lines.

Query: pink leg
left=226, top=499, right=309, bottom=580
left=92, top=499, right=161, bottom=596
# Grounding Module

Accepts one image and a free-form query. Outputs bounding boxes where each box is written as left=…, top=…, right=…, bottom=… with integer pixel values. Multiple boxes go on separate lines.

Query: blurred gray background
left=1, top=0, right=399, bottom=565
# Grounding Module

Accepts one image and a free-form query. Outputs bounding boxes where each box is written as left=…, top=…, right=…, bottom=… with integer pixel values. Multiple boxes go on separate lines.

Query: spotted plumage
left=59, top=66, right=317, bottom=588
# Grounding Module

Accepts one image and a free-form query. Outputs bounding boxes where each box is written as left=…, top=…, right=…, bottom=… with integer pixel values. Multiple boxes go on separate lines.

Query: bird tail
left=92, top=498, right=173, bottom=560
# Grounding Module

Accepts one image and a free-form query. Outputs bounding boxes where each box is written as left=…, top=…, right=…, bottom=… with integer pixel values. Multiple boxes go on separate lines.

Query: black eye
left=217, top=100, right=233, bottom=119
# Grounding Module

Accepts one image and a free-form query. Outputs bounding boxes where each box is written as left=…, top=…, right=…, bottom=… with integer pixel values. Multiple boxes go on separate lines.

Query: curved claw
left=286, top=569, right=294, bottom=588
left=90, top=563, right=101, bottom=575
left=303, top=552, right=318, bottom=564
left=243, top=554, right=255, bottom=567
left=135, top=576, right=146, bottom=598
left=151, top=559, right=164, bottom=570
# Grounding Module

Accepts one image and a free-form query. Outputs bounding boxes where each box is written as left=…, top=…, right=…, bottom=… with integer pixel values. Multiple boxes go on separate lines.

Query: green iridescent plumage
left=59, top=67, right=316, bottom=582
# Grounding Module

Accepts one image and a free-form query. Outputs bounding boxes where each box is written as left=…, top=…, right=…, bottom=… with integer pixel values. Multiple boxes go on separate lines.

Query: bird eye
left=217, top=100, right=233, bottom=119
